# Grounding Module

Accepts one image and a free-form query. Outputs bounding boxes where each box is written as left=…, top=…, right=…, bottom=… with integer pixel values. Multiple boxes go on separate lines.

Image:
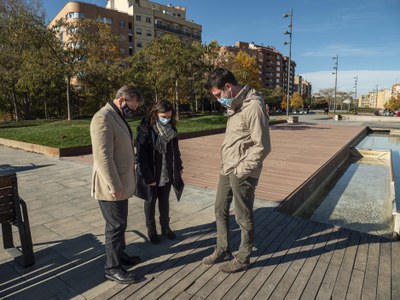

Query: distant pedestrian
left=135, top=100, right=184, bottom=244
left=90, top=85, right=144, bottom=284
left=202, top=68, right=271, bottom=273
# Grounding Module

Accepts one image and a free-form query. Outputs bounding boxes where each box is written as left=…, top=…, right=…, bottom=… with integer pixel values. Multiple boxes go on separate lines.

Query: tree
left=223, top=51, right=261, bottom=89
left=384, top=94, right=400, bottom=111
left=260, top=87, right=284, bottom=110
left=291, top=92, right=304, bottom=109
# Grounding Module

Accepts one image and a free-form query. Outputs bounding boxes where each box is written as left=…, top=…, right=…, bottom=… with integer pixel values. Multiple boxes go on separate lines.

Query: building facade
left=294, top=75, right=312, bottom=101
left=220, top=42, right=296, bottom=94
left=48, top=0, right=202, bottom=56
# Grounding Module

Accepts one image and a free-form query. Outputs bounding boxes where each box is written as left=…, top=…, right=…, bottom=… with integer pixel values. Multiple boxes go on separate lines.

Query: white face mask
left=159, top=117, right=171, bottom=125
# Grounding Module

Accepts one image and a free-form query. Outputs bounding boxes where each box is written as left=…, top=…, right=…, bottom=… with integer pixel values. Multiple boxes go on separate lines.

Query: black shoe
left=162, top=228, right=176, bottom=240
left=121, top=253, right=141, bottom=266
left=148, top=232, right=160, bottom=244
left=105, top=268, right=138, bottom=284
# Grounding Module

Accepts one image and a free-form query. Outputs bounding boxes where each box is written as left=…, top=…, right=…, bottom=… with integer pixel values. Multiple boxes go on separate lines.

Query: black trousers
left=98, top=199, right=128, bottom=271
left=144, top=184, right=171, bottom=229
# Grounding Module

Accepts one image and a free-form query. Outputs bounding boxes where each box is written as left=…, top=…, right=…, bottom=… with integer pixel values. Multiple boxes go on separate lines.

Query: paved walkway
left=0, top=114, right=399, bottom=299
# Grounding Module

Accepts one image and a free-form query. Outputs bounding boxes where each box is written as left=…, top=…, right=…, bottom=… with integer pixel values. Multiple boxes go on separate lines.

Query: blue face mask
left=122, top=101, right=135, bottom=119
left=218, top=97, right=233, bottom=109
left=159, top=117, right=171, bottom=125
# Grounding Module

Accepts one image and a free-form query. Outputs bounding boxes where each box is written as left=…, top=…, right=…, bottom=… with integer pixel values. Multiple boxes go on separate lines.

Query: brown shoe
left=202, top=247, right=233, bottom=265
left=219, top=256, right=250, bottom=273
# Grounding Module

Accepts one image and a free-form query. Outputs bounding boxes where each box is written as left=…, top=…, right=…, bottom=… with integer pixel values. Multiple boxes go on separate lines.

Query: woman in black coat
left=135, top=100, right=184, bottom=244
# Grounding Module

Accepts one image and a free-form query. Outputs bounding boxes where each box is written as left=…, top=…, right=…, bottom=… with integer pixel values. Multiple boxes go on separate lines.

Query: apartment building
left=220, top=42, right=296, bottom=94
left=359, top=89, right=391, bottom=109
left=294, top=75, right=312, bottom=101
left=48, top=0, right=202, bottom=55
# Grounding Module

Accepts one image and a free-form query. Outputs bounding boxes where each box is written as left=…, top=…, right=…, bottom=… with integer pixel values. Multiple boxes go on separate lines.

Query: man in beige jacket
left=202, top=68, right=271, bottom=273
left=90, top=85, right=144, bottom=284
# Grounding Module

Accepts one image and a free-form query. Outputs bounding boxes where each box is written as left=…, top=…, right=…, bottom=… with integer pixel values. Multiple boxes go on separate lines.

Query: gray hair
left=115, top=85, right=144, bottom=106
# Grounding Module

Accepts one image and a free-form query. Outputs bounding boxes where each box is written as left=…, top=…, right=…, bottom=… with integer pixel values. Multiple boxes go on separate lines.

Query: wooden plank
left=193, top=212, right=291, bottom=300
left=148, top=209, right=276, bottom=299
left=282, top=224, right=334, bottom=299
left=314, top=229, right=351, bottom=299
left=103, top=212, right=216, bottom=300
left=297, top=226, right=342, bottom=300
left=182, top=212, right=286, bottom=299
left=265, top=221, right=321, bottom=300
left=360, top=235, right=380, bottom=299
left=353, top=233, right=370, bottom=272
left=223, top=218, right=316, bottom=300
left=158, top=209, right=280, bottom=300
left=346, top=233, right=371, bottom=299
left=331, top=231, right=361, bottom=299
left=392, top=241, right=400, bottom=299
left=346, top=269, right=365, bottom=300
left=238, top=220, right=327, bottom=299
left=377, top=238, right=391, bottom=299
left=209, top=216, right=309, bottom=300
left=239, top=217, right=311, bottom=299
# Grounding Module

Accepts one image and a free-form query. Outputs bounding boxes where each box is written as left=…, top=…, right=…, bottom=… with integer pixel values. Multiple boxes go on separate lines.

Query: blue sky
left=43, top=0, right=400, bottom=96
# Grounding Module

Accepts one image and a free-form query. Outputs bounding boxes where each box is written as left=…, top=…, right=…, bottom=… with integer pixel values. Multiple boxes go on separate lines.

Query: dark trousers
left=215, top=173, right=258, bottom=264
left=144, top=184, right=171, bottom=229
left=98, top=199, right=128, bottom=271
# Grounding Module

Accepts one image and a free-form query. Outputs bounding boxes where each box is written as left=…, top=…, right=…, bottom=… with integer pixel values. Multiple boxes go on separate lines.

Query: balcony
left=155, top=23, right=201, bottom=40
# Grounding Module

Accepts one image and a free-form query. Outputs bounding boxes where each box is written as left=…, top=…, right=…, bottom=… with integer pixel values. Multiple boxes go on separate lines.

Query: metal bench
left=0, top=173, right=34, bottom=267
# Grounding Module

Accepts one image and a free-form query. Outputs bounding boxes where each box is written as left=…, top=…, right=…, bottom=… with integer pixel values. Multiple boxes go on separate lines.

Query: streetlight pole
left=283, top=8, right=293, bottom=117
left=375, top=84, right=379, bottom=109
left=353, top=76, right=358, bottom=113
left=332, top=54, right=338, bottom=114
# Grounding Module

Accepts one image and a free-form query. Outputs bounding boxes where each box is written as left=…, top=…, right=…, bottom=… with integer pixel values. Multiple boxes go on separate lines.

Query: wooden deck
left=94, top=208, right=399, bottom=300
left=180, top=123, right=366, bottom=203
left=3, top=120, right=397, bottom=299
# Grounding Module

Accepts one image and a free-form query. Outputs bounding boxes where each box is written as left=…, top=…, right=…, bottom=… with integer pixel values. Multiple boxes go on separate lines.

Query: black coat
left=135, top=118, right=184, bottom=201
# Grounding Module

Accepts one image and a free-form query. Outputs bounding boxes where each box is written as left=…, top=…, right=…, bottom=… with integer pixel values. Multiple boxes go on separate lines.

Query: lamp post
left=283, top=8, right=293, bottom=117
left=375, top=84, right=379, bottom=109
left=353, top=76, right=358, bottom=113
left=332, top=54, right=338, bottom=114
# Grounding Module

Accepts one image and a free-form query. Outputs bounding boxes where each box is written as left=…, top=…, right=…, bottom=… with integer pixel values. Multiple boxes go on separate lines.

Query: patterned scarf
left=153, top=121, right=176, bottom=154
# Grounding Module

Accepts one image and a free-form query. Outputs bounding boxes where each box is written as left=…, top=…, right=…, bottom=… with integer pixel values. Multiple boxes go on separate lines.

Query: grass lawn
left=0, top=114, right=281, bottom=148
left=0, top=115, right=227, bottom=148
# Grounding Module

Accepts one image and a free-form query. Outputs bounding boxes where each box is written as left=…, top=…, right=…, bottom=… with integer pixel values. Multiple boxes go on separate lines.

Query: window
left=129, top=36, right=132, bottom=42
left=120, top=21, right=125, bottom=28
left=129, top=48, right=133, bottom=56
left=136, top=28, right=142, bottom=35
left=136, top=15, right=141, bottom=21
left=276, top=79, right=280, bottom=83
left=146, top=30, right=151, bottom=36
left=137, top=41, right=142, bottom=48
left=98, top=17, right=112, bottom=25
left=128, top=22, right=132, bottom=29
left=66, top=12, right=86, bottom=19
left=277, top=61, right=281, bottom=65
left=120, top=48, right=126, bottom=55
left=146, top=17, right=151, bottom=23
left=276, top=67, right=280, bottom=71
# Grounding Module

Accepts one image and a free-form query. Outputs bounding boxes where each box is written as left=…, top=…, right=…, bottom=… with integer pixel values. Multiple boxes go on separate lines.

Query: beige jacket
left=90, top=103, right=136, bottom=201
left=221, top=85, right=271, bottom=179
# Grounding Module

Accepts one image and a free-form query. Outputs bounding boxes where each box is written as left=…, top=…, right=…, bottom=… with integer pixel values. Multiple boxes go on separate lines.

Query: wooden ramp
left=180, top=123, right=366, bottom=204
left=95, top=208, right=399, bottom=299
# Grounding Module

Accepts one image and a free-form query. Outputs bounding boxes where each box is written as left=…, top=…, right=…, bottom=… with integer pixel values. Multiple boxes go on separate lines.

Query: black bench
left=0, top=173, right=34, bottom=267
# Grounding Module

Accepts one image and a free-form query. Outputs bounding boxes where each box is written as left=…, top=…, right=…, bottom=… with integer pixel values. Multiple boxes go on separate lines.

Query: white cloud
left=300, top=70, right=400, bottom=95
